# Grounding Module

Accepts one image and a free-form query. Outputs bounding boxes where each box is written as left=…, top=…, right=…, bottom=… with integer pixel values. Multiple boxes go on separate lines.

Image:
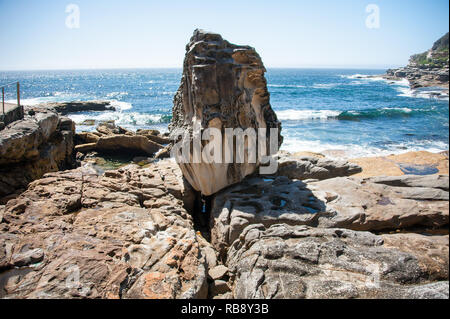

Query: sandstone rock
left=208, top=265, right=229, bottom=280
left=381, top=233, right=448, bottom=281
left=197, top=234, right=217, bottom=270
left=146, top=134, right=170, bottom=145
left=277, top=154, right=362, bottom=180
left=75, top=143, right=97, bottom=153
left=96, top=135, right=162, bottom=156
left=309, top=175, right=449, bottom=230
left=75, top=132, right=100, bottom=144
left=0, top=160, right=207, bottom=299
left=44, top=101, right=115, bottom=115
left=209, top=175, right=449, bottom=257
left=169, top=29, right=282, bottom=196
left=225, top=224, right=449, bottom=299
left=0, top=106, right=75, bottom=198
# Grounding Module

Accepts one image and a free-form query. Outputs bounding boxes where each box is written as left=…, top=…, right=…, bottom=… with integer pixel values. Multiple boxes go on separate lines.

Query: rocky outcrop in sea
left=384, top=32, right=449, bottom=94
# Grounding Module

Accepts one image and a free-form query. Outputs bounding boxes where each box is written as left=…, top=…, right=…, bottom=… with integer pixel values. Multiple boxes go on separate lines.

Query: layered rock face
left=169, top=29, right=282, bottom=195
left=0, top=160, right=210, bottom=298
left=0, top=106, right=75, bottom=199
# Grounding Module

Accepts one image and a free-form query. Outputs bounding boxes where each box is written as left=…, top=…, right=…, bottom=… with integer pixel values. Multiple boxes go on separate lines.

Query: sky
left=0, top=0, right=448, bottom=70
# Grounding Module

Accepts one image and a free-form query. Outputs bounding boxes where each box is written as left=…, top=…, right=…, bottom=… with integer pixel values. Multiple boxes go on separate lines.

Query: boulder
left=277, top=154, right=362, bottom=180
left=0, top=106, right=75, bottom=198
left=0, top=160, right=208, bottom=299
left=96, top=135, right=162, bottom=156
left=75, top=143, right=97, bottom=153
left=75, top=132, right=100, bottom=144
left=169, top=29, right=282, bottom=196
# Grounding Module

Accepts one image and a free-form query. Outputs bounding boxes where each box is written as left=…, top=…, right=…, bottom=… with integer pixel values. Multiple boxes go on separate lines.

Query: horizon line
left=0, top=65, right=397, bottom=72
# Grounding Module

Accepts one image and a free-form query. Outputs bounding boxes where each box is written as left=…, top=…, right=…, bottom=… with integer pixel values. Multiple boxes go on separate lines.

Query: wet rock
left=169, top=29, right=282, bottom=196
left=44, top=101, right=115, bottom=115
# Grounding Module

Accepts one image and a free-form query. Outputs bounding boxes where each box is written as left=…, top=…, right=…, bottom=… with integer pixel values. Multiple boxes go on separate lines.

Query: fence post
left=17, top=82, right=20, bottom=107
left=2, top=87, right=4, bottom=115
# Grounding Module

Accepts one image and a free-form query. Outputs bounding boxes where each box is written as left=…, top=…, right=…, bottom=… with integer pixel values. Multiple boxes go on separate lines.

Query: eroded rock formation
left=0, top=106, right=75, bottom=200
left=169, top=29, right=282, bottom=195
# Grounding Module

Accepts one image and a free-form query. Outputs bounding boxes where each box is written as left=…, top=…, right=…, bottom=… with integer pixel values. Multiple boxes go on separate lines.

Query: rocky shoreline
left=0, top=30, right=448, bottom=299
left=381, top=32, right=449, bottom=97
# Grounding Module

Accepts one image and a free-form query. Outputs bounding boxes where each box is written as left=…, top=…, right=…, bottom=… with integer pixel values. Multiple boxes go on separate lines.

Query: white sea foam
left=268, top=84, right=306, bottom=88
left=280, top=137, right=449, bottom=159
left=312, top=83, right=338, bottom=89
left=396, top=86, right=449, bottom=100
left=276, top=109, right=341, bottom=121
left=69, top=111, right=166, bottom=127
left=109, top=100, right=132, bottom=110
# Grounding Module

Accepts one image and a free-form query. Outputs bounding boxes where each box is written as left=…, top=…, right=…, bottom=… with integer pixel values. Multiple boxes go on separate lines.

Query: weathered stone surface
left=44, top=101, right=115, bottom=115
left=75, top=143, right=97, bottom=153
left=309, top=175, right=449, bottom=231
left=381, top=233, right=448, bottom=281
left=95, top=135, right=162, bottom=156
left=0, top=160, right=207, bottom=299
left=225, top=224, right=449, bottom=299
left=210, top=175, right=449, bottom=257
left=0, top=106, right=75, bottom=198
left=208, top=265, right=229, bottom=280
left=169, top=29, right=282, bottom=196
left=75, top=132, right=100, bottom=144
left=277, top=154, right=362, bottom=180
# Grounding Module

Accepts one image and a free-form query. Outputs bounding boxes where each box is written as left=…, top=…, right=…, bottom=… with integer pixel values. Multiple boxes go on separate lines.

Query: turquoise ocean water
left=1, top=68, right=448, bottom=158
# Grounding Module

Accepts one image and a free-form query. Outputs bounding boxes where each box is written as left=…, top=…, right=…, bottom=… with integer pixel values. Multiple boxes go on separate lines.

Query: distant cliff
left=385, top=32, right=449, bottom=89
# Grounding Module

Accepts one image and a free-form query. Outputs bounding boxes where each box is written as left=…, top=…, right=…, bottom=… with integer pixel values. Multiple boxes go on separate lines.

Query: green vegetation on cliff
left=410, top=32, right=449, bottom=67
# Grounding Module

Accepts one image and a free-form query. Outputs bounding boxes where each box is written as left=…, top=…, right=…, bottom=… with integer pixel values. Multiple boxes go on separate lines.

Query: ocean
left=1, top=68, right=448, bottom=158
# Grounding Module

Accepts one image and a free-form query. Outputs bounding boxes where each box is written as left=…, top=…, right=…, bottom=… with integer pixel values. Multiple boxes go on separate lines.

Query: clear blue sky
left=0, top=0, right=448, bottom=70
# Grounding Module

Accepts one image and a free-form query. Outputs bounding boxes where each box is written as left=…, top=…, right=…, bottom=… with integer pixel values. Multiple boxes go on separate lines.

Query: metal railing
left=1, top=81, right=21, bottom=115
